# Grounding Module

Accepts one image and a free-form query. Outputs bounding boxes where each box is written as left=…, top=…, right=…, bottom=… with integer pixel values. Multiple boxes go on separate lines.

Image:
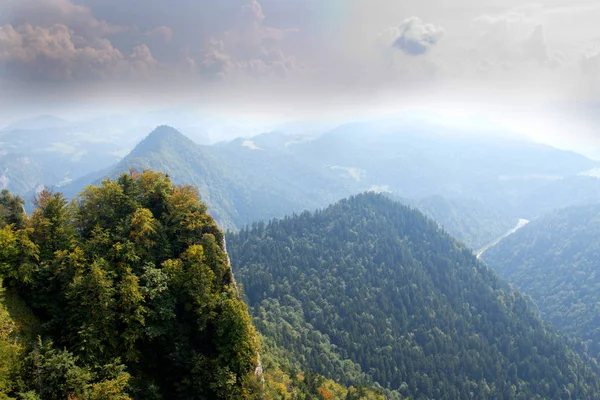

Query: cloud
left=391, top=17, right=444, bottom=56
left=146, top=26, right=172, bottom=43
left=1, top=0, right=600, bottom=130
left=0, top=0, right=160, bottom=83
left=470, top=6, right=567, bottom=72
left=0, top=0, right=298, bottom=85
left=198, top=0, right=299, bottom=79
left=1, top=0, right=126, bottom=39
left=0, top=23, right=157, bottom=81
left=581, top=51, right=600, bottom=75
left=524, top=24, right=547, bottom=61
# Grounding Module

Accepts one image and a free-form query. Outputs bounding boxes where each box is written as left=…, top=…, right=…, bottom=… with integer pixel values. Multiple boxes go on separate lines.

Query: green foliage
left=0, top=171, right=262, bottom=399
left=20, top=337, right=132, bottom=400
left=396, top=194, right=518, bottom=249
left=0, top=284, right=22, bottom=399
left=259, top=347, right=390, bottom=400
left=62, top=126, right=356, bottom=232
left=228, top=193, right=600, bottom=399
left=0, top=190, right=26, bottom=229
left=483, top=204, right=600, bottom=361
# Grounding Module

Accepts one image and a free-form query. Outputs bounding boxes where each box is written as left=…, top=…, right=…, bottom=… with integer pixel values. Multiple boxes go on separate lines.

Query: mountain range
left=50, top=122, right=597, bottom=237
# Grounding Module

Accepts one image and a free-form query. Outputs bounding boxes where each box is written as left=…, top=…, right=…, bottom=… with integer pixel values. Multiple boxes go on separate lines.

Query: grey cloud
left=392, top=17, right=444, bottom=56
left=524, top=24, right=549, bottom=64
left=472, top=8, right=563, bottom=71
left=581, top=51, right=600, bottom=75
left=146, top=26, right=173, bottom=43
left=0, top=0, right=298, bottom=85
left=0, top=23, right=157, bottom=81
left=1, top=0, right=126, bottom=39
left=198, top=0, right=299, bottom=79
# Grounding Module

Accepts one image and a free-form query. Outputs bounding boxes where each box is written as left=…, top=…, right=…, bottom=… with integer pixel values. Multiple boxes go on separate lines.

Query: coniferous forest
left=228, top=193, right=600, bottom=399
left=484, top=204, right=600, bottom=361
left=0, top=172, right=386, bottom=399
left=0, top=172, right=262, bottom=399
left=2, top=0, right=600, bottom=397
left=1, top=171, right=600, bottom=399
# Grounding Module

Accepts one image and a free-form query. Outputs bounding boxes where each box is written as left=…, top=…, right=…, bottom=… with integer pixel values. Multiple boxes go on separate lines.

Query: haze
left=0, top=0, right=599, bottom=155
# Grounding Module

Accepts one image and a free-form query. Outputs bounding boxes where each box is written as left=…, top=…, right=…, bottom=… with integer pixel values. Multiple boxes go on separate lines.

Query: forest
left=484, top=204, right=600, bottom=361
left=228, top=193, right=600, bottom=399
left=1, top=171, right=599, bottom=399
left=0, top=171, right=388, bottom=399
left=0, top=171, right=263, bottom=399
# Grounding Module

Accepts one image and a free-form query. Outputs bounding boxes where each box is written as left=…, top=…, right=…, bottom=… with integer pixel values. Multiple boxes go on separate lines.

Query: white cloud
left=391, top=17, right=444, bottom=56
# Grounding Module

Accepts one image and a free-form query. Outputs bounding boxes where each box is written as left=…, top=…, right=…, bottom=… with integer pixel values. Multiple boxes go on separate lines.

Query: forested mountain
left=287, top=121, right=600, bottom=219
left=394, top=195, right=518, bottom=249
left=61, top=126, right=355, bottom=231
left=0, top=113, right=591, bottom=246
left=483, top=204, right=600, bottom=361
left=228, top=193, right=600, bottom=399
left=0, top=154, right=45, bottom=196
left=0, top=172, right=263, bottom=399
left=59, top=123, right=600, bottom=236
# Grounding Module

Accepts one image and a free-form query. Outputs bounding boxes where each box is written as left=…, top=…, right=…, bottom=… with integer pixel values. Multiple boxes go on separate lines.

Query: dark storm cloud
left=392, top=17, right=444, bottom=56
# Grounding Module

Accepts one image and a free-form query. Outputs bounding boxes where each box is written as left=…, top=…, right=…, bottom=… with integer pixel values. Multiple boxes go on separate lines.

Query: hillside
left=287, top=121, right=600, bottom=218
left=0, top=172, right=262, bottom=399
left=62, top=126, right=355, bottom=231
left=56, top=122, right=600, bottom=235
left=228, top=193, right=600, bottom=399
left=483, top=204, right=600, bottom=360
left=394, top=195, right=518, bottom=249
left=0, top=116, right=151, bottom=197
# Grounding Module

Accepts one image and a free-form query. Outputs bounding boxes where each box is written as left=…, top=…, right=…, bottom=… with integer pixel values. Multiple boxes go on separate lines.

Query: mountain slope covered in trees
left=394, top=195, right=518, bottom=249
left=59, top=123, right=600, bottom=234
left=483, top=204, right=600, bottom=361
left=228, top=193, right=600, bottom=399
left=0, top=172, right=262, bottom=399
left=0, top=174, right=386, bottom=399
left=62, top=126, right=354, bottom=231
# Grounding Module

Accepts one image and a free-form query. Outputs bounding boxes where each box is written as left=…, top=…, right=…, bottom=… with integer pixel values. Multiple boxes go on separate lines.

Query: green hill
left=228, top=193, right=600, bottom=399
left=0, top=171, right=262, bottom=399
left=62, top=126, right=354, bottom=232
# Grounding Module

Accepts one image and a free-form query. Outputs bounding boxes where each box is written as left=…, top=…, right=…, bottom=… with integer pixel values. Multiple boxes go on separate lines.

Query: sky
left=0, top=0, right=599, bottom=154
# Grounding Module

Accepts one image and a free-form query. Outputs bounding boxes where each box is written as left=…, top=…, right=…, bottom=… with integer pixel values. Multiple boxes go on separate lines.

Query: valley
left=3, top=0, right=600, bottom=397
left=0, top=118, right=599, bottom=399
left=476, top=218, right=530, bottom=259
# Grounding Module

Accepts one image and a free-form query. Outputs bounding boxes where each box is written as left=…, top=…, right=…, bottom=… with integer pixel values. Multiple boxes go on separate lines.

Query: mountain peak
left=146, top=125, right=187, bottom=141
left=129, top=125, right=196, bottom=157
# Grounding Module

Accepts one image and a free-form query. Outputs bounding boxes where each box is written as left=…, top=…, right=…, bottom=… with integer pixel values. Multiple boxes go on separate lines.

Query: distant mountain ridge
left=62, top=126, right=356, bottom=230
left=3, top=115, right=70, bottom=131
left=58, top=123, right=600, bottom=240
left=392, top=194, right=518, bottom=249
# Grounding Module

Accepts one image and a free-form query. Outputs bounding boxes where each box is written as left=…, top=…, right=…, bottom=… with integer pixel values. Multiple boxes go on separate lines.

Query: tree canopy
left=0, top=171, right=262, bottom=399
left=484, top=204, right=600, bottom=361
left=228, top=193, right=600, bottom=399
